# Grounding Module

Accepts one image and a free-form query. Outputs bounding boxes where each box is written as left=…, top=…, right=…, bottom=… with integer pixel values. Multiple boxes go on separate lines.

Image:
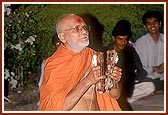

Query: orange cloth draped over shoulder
left=40, top=44, right=121, bottom=111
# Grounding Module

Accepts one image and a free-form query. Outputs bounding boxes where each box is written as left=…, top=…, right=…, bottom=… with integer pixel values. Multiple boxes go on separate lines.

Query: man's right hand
left=153, top=63, right=164, bottom=74
left=85, top=65, right=106, bottom=86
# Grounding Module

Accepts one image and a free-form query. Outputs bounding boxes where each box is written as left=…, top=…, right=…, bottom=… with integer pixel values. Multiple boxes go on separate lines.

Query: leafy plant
left=3, top=3, right=164, bottom=88
left=4, top=4, right=45, bottom=87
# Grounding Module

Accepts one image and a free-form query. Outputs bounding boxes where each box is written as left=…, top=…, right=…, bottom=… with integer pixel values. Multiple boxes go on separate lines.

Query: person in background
left=106, top=20, right=154, bottom=110
left=40, top=14, right=122, bottom=111
left=135, top=10, right=164, bottom=94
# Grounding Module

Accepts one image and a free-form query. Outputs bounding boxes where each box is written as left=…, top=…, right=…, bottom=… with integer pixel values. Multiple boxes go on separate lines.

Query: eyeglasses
left=61, top=25, right=91, bottom=33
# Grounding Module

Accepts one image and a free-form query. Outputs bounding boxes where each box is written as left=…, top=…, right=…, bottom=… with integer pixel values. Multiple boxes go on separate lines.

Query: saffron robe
left=40, top=44, right=121, bottom=111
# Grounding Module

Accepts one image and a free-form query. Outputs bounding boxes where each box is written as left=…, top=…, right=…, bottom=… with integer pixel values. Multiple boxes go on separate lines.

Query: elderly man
left=40, top=14, right=122, bottom=111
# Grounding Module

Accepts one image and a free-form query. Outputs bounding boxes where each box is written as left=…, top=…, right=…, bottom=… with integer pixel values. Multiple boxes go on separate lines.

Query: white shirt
left=135, top=33, right=164, bottom=80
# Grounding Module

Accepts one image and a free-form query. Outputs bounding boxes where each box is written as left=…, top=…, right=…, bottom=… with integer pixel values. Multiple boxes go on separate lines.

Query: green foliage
left=4, top=4, right=45, bottom=86
left=4, top=3, right=164, bottom=87
left=30, top=4, right=164, bottom=44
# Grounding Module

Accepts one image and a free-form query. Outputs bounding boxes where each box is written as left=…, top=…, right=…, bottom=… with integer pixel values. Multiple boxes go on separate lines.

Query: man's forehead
left=116, top=35, right=128, bottom=40
left=58, top=14, right=84, bottom=29
left=75, top=17, right=82, bottom=23
left=68, top=15, right=83, bottom=23
left=146, top=17, right=157, bottom=22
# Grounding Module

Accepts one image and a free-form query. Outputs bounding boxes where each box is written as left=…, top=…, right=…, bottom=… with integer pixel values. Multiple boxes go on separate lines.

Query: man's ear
left=159, top=22, right=162, bottom=28
left=143, top=25, right=147, bottom=30
left=58, top=33, right=66, bottom=43
left=112, top=36, right=115, bottom=42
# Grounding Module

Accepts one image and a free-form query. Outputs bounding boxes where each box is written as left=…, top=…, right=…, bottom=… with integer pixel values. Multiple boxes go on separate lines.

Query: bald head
left=55, top=14, right=90, bottom=53
left=56, top=14, right=85, bottom=34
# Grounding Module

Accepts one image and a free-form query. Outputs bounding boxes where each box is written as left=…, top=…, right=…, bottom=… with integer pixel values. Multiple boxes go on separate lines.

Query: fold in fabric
left=40, top=44, right=121, bottom=111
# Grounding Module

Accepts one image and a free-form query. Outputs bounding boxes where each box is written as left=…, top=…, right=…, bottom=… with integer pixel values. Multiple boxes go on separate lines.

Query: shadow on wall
left=80, top=13, right=105, bottom=52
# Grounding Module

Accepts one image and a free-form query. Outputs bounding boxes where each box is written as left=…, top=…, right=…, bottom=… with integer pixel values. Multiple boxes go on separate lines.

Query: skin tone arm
left=63, top=65, right=122, bottom=110
left=62, top=65, right=105, bottom=111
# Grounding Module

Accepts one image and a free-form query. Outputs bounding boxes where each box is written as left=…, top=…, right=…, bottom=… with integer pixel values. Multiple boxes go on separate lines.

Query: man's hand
left=85, top=65, right=106, bottom=86
left=153, top=63, right=164, bottom=74
left=105, top=66, right=122, bottom=83
left=106, top=66, right=122, bottom=99
left=110, top=66, right=122, bottom=83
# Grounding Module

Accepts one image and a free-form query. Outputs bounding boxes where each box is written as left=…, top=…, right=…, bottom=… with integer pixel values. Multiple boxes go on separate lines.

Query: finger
left=112, top=69, right=122, bottom=77
left=93, top=68, right=101, bottom=76
left=111, top=75, right=121, bottom=82
left=111, top=70, right=122, bottom=82
left=100, top=75, right=106, bottom=79
left=113, top=66, right=122, bottom=72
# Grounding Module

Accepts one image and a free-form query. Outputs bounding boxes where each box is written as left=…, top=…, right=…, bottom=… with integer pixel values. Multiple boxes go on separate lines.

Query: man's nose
left=121, top=40, right=127, bottom=45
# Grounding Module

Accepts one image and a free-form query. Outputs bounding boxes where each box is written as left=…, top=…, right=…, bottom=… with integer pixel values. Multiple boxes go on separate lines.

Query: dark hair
left=52, top=33, right=60, bottom=46
left=112, top=20, right=132, bottom=40
left=142, top=10, right=163, bottom=25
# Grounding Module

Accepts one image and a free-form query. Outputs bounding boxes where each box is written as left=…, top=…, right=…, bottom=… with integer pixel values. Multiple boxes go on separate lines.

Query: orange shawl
left=40, top=44, right=121, bottom=111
